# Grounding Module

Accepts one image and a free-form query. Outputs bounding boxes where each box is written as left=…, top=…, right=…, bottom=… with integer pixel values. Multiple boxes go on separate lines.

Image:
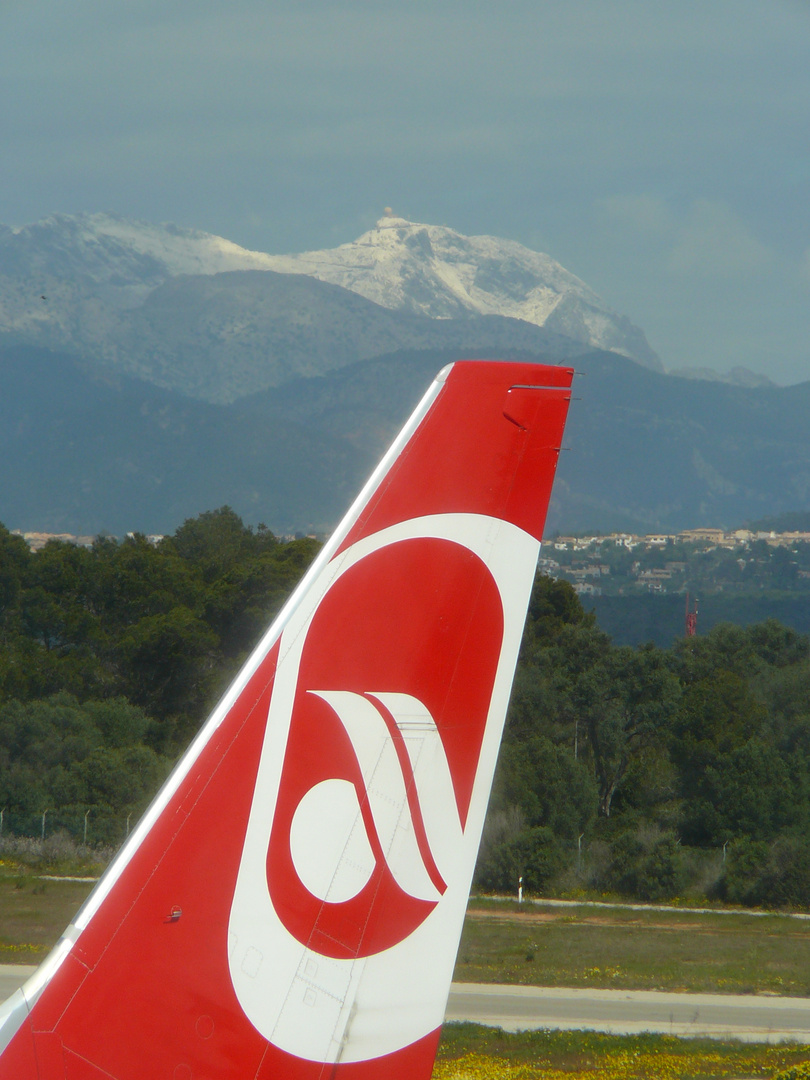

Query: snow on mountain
left=0, top=212, right=278, bottom=360
left=2, top=212, right=275, bottom=298
left=260, top=213, right=661, bottom=369
left=0, top=211, right=661, bottom=397
left=1, top=210, right=659, bottom=365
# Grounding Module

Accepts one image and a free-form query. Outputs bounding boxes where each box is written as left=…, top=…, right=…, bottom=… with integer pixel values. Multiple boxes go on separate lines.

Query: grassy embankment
left=457, top=899, right=810, bottom=996
left=5, top=877, right=810, bottom=994
left=0, top=849, right=103, bottom=963
left=442, top=900, right=810, bottom=1079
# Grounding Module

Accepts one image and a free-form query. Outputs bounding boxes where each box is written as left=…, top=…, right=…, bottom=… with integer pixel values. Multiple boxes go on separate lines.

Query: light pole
left=83, top=809, right=91, bottom=845
left=0, top=808, right=6, bottom=837
left=41, top=809, right=49, bottom=841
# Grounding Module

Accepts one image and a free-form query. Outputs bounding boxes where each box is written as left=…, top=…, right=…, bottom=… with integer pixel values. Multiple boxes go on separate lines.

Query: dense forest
left=2, top=510, right=810, bottom=909
left=483, top=577, right=810, bottom=908
left=0, top=510, right=319, bottom=842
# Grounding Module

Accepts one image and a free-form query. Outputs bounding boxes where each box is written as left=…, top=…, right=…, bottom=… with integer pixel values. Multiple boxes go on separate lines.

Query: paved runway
left=446, top=983, right=810, bottom=1042
left=0, top=965, right=34, bottom=1004
left=3, top=967, right=810, bottom=1043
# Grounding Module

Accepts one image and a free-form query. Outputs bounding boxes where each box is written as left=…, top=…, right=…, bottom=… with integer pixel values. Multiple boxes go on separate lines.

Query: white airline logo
left=228, top=514, right=540, bottom=1064
left=290, top=691, right=461, bottom=908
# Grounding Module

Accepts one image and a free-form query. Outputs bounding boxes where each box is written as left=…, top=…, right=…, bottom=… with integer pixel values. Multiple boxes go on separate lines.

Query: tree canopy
left=3, top=514, right=810, bottom=908
left=0, top=511, right=318, bottom=840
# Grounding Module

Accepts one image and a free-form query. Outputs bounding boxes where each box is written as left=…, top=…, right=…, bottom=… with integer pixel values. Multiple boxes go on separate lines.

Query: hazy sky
left=3, top=0, right=810, bottom=383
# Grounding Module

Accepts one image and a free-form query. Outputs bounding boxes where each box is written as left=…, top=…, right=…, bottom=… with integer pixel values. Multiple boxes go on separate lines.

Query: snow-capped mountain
left=1, top=211, right=275, bottom=288
left=0, top=212, right=276, bottom=318
left=262, top=213, right=661, bottom=369
left=0, top=211, right=660, bottom=400
left=0, top=212, right=278, bottom=368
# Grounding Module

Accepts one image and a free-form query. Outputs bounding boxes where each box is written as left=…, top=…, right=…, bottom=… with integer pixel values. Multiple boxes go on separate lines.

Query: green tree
left=495, top=735, right=597, bottom=840
left=0, top=693, right=170, bottom=840
left=575, top=644, right=680, bottom=817
left=117, top=607, right=218, bottom=731
left=670, top=670, right=768, bottom=844
left=606, top=827, right=686, bottom=902
left=0, top=526, right=28, bottom=639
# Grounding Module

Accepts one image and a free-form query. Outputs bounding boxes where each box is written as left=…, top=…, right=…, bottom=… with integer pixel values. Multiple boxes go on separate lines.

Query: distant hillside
left=236, top=348, right=810, bottom=535
left=745, top=511, right=810, bottom=532
left=104, top=271, right=585, bottom=402
left=0, top=268, right=583, bottom=404
left=551, top=353, right=810, bottom=533
left=2, top=343, right=809, bottom=536
left=593, top=594, right=810, bottom=648
left=0, top=344, right=363, bottom=534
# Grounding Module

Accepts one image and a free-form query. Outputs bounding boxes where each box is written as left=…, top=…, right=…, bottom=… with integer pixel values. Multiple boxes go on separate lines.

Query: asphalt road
left=0, top=965, right=34, bottom=1003
left=446, top=983, right=810, bottom=1043
left=3, top=967, right=809, bottom=1043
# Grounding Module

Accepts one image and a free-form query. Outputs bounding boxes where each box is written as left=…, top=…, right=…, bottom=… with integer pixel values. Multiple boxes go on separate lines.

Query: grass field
left=435, top=1025, right=810, bottom=1080
left=456, top=900, right=810, bottom=997
left=3, top=874, right=810, bottom=1000
left=4, top=878, right=810, bottom=1078
left=0, top=870, right=91, bottom=962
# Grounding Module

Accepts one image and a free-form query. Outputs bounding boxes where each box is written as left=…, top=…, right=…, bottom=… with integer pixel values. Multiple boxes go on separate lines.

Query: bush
left=0, top=831, right=113, bottom=875
left=718, top=836, right=810, bottom=908
left=605, top=827, right=686, bottom=902
left=715, top=838, right=770, bottom=905
left=475, top=825, right=565, bottom=895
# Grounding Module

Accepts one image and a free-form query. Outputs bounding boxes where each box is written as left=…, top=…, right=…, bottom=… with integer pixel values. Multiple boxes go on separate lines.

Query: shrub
left=718, top=836, right=810, bottom=909
left=605, top=827, right=686, bottom=902
left=475, top=825, right=564, bottom=895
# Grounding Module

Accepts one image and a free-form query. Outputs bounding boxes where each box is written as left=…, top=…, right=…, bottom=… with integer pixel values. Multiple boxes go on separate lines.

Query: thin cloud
left=667, top=200, right=773, bottom=280
left=598, top=195, right=676, bottom=241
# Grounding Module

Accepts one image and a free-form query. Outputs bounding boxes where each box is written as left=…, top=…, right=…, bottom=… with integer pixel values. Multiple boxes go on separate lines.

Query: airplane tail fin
left=0, top=360, right=573, bottom=1079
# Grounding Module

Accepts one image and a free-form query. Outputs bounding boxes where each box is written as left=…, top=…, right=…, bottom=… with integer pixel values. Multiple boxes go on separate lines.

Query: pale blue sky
left=2, top=0, right=809, bottom=382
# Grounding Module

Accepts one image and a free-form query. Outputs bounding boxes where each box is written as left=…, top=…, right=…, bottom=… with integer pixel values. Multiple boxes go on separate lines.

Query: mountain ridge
left=101, top=269, right=585, bottom=402
left=2, top=341, right=808, bottom=537
left=0, top=211, right=660, bottom=402
left=258, top=213, right=661, bottom=369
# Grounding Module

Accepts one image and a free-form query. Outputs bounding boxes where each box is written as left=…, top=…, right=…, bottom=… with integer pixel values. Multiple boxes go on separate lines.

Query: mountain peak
left=264, top=217, right=661, bottom=370
left=0, top=209, right=662, bottom=387
left=375, top=209, right=412, bottom=228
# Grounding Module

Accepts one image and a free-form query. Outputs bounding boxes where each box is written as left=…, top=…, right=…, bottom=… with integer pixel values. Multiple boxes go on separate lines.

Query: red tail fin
left=0, top=360, right=572, bottom=1079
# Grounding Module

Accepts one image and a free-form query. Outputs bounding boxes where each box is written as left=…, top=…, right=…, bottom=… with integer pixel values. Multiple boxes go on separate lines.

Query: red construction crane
left=685, top=592, right=698, bottom=636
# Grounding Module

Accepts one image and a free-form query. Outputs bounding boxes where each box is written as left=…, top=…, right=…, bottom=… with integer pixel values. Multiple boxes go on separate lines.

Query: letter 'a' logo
left=265, top=530, right=503, bottom=959
left=228, top=514, right=540, bottom=1064
left=277, top=688, right=463, bottom=954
